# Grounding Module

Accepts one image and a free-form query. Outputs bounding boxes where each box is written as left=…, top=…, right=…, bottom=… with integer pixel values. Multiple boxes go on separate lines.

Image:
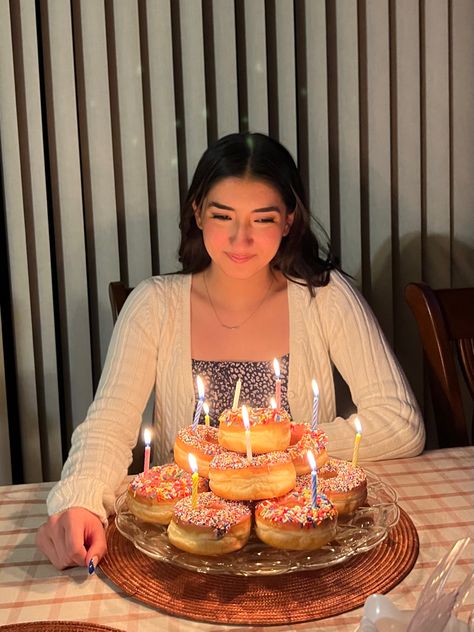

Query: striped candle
left=307, top=450, right=317, bottom=509
left=311, top=379, right=319, bottom=431
left=192, top=376, right=205, bottom=430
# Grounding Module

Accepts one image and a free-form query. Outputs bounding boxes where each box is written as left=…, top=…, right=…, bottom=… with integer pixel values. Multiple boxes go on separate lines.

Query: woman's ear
left=282, top=210, right=295, bottom=236
left=193, top=202, right=203, bottom=229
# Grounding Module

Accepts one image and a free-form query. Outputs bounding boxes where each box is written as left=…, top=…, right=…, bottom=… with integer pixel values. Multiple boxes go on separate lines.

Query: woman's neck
left=202, top=265, right=277, bottom=311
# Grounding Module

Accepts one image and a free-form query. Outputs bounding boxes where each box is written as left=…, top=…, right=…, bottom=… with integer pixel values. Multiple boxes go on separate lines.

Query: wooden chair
left=405, top=282, right=474, bottom=447
left=108, top=281, right=133, bottom=323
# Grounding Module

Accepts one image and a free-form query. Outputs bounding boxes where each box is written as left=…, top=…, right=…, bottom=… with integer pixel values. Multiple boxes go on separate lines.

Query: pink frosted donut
left=218, top=406, right=291, bottom=454
left=173, top=424, right=223, bottom=478
left=167, top=491, right=252, bottom=555
left=287, top=422, right=329, bottom=474
left=208, top=450, right=296, bottom=501
left=296, top=458, right=367, bottom=516
left=255, top=489, right=337, bottom=550
left=127, top=463, right=208, bottom=524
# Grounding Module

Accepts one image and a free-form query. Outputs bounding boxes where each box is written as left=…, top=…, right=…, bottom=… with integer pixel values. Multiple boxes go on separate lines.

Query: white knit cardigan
left=47, top=271, right=425, bottom=522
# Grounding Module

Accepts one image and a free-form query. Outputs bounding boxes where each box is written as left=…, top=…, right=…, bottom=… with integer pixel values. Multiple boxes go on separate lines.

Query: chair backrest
left=405, top=282, right=474, bottom=447
left=108, top=281, right=134, bottom=323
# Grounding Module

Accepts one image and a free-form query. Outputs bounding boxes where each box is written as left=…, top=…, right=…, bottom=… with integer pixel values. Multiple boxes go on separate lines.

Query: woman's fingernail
left=88, top=558, right=96, bottom=575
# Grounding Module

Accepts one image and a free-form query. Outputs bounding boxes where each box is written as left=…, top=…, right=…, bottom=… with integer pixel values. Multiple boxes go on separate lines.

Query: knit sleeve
left=319, top=273, right=425, bottom=461
left=47, top=278, right=162, bottom=523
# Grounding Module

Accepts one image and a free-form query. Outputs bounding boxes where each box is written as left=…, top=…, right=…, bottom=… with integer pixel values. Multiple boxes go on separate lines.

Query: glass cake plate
left=114, top=470, right=399, bottom=576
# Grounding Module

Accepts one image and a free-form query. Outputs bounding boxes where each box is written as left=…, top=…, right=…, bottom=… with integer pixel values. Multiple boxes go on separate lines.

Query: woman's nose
left=230, top=221, right=253, bottom=244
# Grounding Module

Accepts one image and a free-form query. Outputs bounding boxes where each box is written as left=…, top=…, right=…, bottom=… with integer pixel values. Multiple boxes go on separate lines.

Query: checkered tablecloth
left=1, top=447, right=473, bottom=631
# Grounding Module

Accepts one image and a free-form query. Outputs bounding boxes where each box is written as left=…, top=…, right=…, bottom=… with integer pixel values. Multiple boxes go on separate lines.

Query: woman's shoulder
left=288, top=269, right=359, bottom=305
left=134, top=272, right=191, bottom=295
left=121, top=273, right=191, bottom=319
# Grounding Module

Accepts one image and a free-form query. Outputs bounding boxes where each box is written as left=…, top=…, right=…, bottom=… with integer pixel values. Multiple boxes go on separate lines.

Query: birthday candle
left=311, top=379, right=319, bottom=431
left=188, top=453, right=199, bottom=508
left=273, top=358, right=281, bottom=408
left=192, top=375, right=205, bottom=430
left=352, top=417, right=362, bottom=467
left=307, top=450, right=317, bottom=509
left=232, top=378, right=242, bottom=411
left=270, top=397, right=277, bottom=409
left=143, top=428, right=151, bottom=473
left=242, top=405, right=252, bottom=462
left=203, top=401, right=210, bottom=426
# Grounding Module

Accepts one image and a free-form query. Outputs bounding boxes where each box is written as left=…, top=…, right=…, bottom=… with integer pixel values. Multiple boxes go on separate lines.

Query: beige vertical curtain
left=0, top=0, right=473, bottom=484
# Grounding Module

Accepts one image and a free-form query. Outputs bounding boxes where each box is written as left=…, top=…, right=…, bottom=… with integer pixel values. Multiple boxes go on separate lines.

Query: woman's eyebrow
left=207, top=200, right=281, bottom=213
left=207, top=200, right=235, bottom=210
left=253, top=206, right=281, bottom=214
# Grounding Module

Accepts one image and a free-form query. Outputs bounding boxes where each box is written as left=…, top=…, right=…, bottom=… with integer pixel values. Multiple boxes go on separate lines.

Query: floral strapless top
left=191, top=354, right=290, bottom=427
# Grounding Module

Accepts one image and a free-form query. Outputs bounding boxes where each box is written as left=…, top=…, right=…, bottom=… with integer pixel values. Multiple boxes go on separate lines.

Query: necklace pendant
left=222, top=324, right=240, bottom=330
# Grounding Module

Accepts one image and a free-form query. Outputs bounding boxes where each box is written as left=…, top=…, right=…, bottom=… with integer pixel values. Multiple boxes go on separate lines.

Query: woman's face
left=195, top=177, right=293, bottom=279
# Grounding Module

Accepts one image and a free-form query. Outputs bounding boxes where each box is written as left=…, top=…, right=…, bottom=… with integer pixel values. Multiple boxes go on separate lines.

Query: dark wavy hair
left=178, top=132, right=337, bottom=294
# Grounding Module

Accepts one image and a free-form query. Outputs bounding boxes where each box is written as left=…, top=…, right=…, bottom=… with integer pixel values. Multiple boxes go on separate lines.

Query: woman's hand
left=36, top=507, right=107, bottom=571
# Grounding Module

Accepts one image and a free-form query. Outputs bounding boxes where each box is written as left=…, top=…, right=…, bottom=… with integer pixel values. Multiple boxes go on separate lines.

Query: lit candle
left=273, top=358, right=281, bottom=408
left=192, top=375, right=205, bottom=430
left=143, top=428, right=151, bottom=473
left=352, top=417, right=362, bottom=467
left=242, top=404, right=252, bottom=462
left=232, top=378, right=242, bottom=411
left=307, top=450, right=318, bottom=509
left=188, top=453, right=199, bottom=508
left=311, top=379, right=319, bottom=431
left=203, top=401, right=210, bottom=426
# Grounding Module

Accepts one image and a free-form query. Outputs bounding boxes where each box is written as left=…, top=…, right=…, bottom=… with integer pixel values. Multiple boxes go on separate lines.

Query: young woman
left=36, top=132, right=425, bottom=570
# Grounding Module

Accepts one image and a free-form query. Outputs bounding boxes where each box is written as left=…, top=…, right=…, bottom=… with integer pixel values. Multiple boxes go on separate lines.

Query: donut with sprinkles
left=127, top=463, right=208, bottom=524
left=174, top=424, right=223, bottom=478
left=255, top=489, right=337, bottom=550
left=287, top=422, right=329, bottom=474
left=167, top=491, right=252, bottom=555
left=208, top=449, right=296, bottom=501
left=296, top=457, right=367, bottom=516
left=218, top=406, right=291, bottom=454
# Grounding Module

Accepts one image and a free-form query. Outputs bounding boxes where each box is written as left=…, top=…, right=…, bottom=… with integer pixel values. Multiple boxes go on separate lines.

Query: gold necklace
left=203, top=272, right=274, bottom=330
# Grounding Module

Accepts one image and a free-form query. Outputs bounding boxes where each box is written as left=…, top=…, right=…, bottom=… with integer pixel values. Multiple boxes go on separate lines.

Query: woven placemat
left=99, top=507, right=418, bottom=626
left=0, top=623, right=121, bottom=632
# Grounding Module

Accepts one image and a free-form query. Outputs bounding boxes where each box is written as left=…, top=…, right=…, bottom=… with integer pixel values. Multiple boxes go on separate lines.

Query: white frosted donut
left=255, top=490, right=337, bottom=550
left=167, top=491, right=252, bottom=555
left=218, top=407, right=291, bottom=454
left=173, top=424, right=223, bottom=478
left=296, top=458, right=367, bottom=516
left=208, top=450, right=296, bottom=501
left=287, top=422, right=329, bottom=474
left=127, top=463, right=208, bottom=524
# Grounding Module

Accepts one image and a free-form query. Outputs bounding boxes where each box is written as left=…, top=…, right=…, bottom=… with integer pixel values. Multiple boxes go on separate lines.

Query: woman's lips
left=225, top=253, right=255, bottom=263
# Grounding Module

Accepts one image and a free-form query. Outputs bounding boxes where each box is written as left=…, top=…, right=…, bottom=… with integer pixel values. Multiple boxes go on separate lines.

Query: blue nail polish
left=88, top=559, right=95, bottom=575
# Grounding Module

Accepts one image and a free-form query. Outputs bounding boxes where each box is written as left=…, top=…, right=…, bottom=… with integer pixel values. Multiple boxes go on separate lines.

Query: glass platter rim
left=113, top=469, right=400, bottom=576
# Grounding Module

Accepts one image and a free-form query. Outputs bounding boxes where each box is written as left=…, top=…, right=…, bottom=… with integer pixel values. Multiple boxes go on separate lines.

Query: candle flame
left=188, top=452, right=198, bottom=473
left=354, top=417, right=362, bottom=434
left=242, top=404, right=250, bottom=430
left=273, top=357, right=280, bottom=379
left=307, top=449, right=316, bottom=471
left=196, top=375, right=205, bottom=399
left=203, top=401, right=209, bottom=415
left=270, top=397, right=277, bottom=409
left=143, top=428, right=151, bottom=445
left=312, top=379, right=319, bottom=398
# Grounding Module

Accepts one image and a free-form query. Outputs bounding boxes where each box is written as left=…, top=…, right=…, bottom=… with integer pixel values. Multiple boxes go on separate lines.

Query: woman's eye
left=211, top=213, right=231, bottom=221
left=255, top=217, right=276, bottom=224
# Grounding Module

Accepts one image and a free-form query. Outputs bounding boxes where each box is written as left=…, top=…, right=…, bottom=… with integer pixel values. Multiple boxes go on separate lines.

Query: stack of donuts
left=126, top=406, right=367, bottom=556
